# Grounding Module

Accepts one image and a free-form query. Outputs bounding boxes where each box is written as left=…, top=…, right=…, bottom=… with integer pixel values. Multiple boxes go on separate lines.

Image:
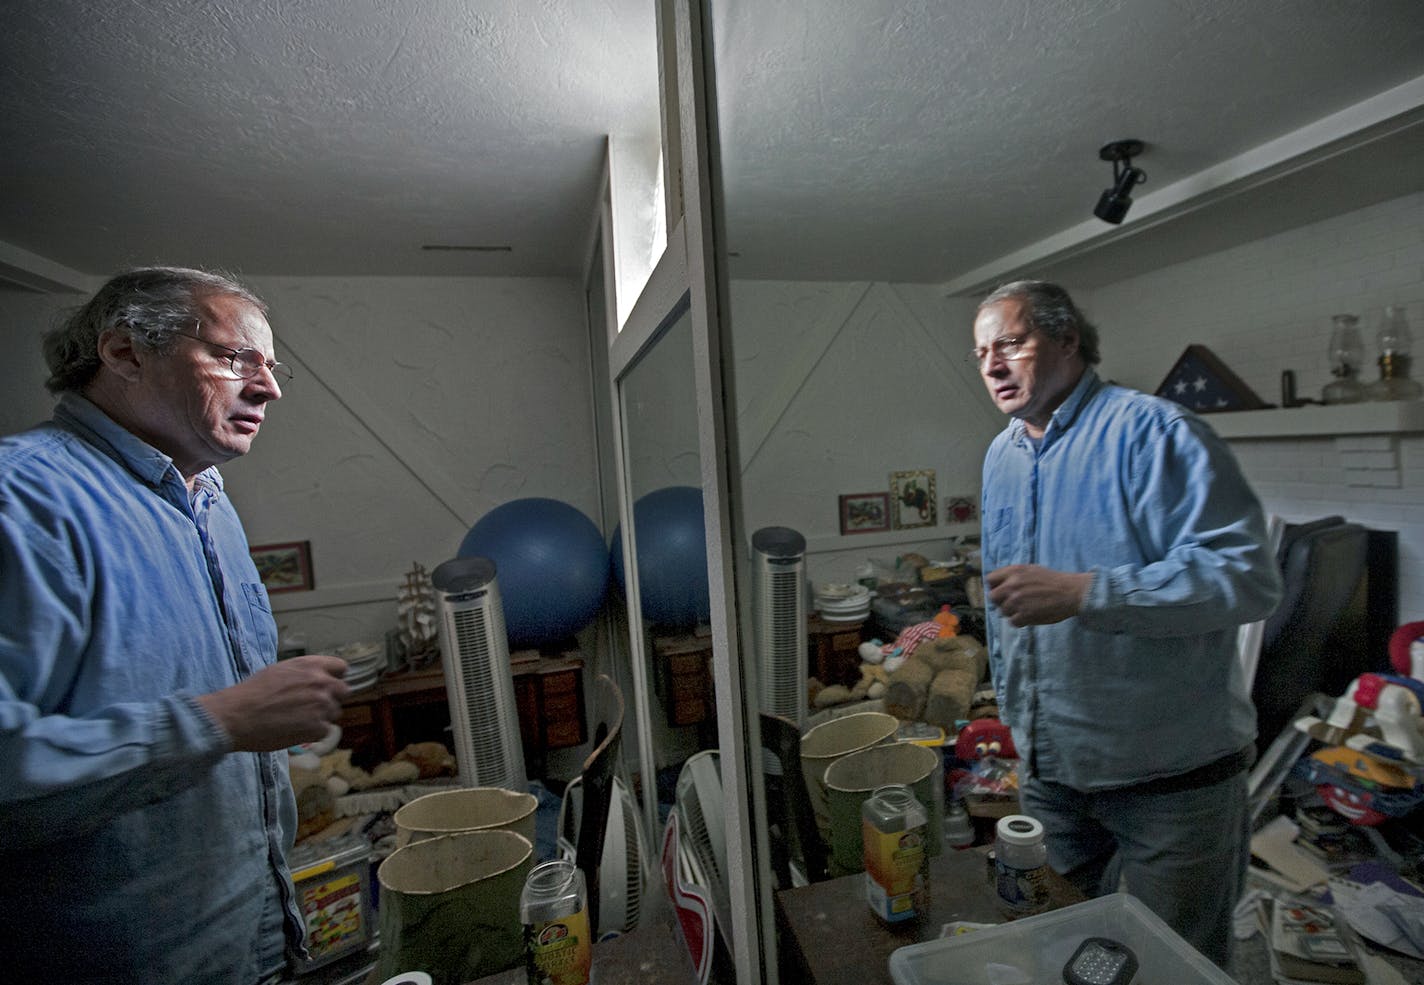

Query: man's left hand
left=986, top=564, right=1091, bottom=626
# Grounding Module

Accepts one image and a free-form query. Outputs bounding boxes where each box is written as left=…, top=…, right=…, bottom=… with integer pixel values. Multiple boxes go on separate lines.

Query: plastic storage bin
left=888, top=893, right=1234, bottom=985
left=288, top=833, right=375, bottom=973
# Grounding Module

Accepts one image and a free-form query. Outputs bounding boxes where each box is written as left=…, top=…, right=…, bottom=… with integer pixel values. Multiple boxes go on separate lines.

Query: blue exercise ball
left=611, top=485, right=710, bottom=630
left=458, top=497, right=609, bottom=650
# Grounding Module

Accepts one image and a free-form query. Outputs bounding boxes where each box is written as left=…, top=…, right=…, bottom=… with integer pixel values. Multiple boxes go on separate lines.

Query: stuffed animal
left=954, top=719, right=1017, bottom=761
left=863, top=611, right=961, bottom=668
left=1294, top=621, right=1424, bottom=825
left=1297, top=621, right=1424, bottom=764
left=812, top=683, right=855, bottom=708
left=849, top=662, right=889, bottom=701
left=947, top=719, right=1020, bottom=803
left=883, top=635, right=987, bottom=726
left=393, top=741, right=458, bottom=779
left=287, top=722, right=342, bottom=772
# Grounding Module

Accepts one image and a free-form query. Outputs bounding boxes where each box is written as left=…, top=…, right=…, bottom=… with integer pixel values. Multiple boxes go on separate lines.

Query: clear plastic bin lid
left=888, top=893, right=1234, bottom=985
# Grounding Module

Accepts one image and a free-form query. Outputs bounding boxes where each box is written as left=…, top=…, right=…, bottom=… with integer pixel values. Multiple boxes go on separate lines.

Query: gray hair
left=43, top=266, right=267, bottom=393
left=978, top=280, right=1101, bottom=365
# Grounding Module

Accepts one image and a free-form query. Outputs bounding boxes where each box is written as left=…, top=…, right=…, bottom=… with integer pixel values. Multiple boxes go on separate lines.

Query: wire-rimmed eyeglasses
left=175, top=327, right=293, bottom=382
left=968, top=328, right=1037, bottom=367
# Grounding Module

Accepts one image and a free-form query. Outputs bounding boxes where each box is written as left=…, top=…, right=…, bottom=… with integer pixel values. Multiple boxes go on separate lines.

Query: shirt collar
left=1008, top=367, right=1101, bottom=445
left=54, top=392, right=225, bottom=493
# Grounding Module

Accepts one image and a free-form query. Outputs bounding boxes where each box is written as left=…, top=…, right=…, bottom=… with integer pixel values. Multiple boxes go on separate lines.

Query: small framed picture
left=249, top=541, right=314, bottom=593
left=890, top=469, right=937, bottom=529
left=944, top=495, right=978, bottom=524
left=839, top=492, right=891, bottom=535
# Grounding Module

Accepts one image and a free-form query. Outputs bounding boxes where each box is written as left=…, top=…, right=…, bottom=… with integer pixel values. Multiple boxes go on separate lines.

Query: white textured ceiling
left=2, top=0, right=1424, bottom=289
left=0, top=0, right=660, bottom=281
left=712, top=0, right=1424, bottom=286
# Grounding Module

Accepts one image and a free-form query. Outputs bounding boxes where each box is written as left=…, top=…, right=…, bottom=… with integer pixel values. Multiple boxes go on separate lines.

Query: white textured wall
left=0, top=285, right=71, bottom=436
left=1083, top=190, right=1424, bottom=622
left=728, top=280, right=1004, bottom=587
left=0, top=276, right=599, bottom=651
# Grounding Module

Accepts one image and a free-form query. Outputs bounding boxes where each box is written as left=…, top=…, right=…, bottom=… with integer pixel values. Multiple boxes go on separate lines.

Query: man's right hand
left=196, top=654, right=351, bottom=752
left=986, top=564, right=1092, bottom=627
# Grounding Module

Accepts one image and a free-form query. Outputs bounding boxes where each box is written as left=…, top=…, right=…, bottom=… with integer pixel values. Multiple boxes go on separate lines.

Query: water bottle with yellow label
left=520, top=859, right=592, bottom=985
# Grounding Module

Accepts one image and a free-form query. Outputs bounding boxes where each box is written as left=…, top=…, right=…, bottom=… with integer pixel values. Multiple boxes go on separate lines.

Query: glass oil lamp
left=1365, top=305, right=1423, bottom=402
left=1322, top=313, right=1365, bottom=404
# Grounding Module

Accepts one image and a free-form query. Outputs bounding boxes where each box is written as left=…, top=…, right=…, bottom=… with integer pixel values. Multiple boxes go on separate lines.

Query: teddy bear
left=882, top=634, right=988, bottom=727
left=393, top=741, right=458, bottom=779
left=849, top=662, right=889, bottom=701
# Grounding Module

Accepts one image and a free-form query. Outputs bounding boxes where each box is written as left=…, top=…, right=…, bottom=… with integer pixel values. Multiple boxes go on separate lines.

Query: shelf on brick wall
left=1204, top=400, right=1424, bottom=440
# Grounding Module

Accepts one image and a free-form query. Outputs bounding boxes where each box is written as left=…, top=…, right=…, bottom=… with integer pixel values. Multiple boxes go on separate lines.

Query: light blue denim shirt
left=0, top=394, right=303, bottom=983
left=980, top=369, right=1283, bottom=790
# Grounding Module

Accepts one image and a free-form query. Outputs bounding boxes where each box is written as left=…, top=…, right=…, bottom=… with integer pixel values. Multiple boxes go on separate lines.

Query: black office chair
left=1251, top=518, right=1371, bottom=755
left=759, top=713, right=830, bottom=887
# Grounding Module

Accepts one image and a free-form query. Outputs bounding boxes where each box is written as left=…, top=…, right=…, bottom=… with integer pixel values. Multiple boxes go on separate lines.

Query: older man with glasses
left=971, top=280, right=1282, bottom=970
left=0, top=267, right=350, bottom=984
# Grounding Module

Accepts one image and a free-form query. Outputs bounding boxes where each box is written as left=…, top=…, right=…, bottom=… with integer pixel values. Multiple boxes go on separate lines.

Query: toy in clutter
left=864, top=610, right=962, bottom=674
left=850, top=662, right=890, bottom=702
left=954, top=718, right=1017, bottom=762
left=1295, top=747, right=1424, bottom=826
left=1297, top=621, right=1424, bottom=764
left=812, top=662, right=891, bottom=708
left=1293, top=621, right=1424, bottom=826
left=948, top=719, right=1020, bottom=802
left=951, top=756, right=1019, bottom=800
left=289, top=722, right=343, bottom=771
left=933, top=605, right=959, bottom=636
left=882, top=635, right=988, bottom=725
left=393, top=740, right=458, bottom=778
left=897, top=720, right=949, bottom=747
left=288, top=739, right=460, bottom=838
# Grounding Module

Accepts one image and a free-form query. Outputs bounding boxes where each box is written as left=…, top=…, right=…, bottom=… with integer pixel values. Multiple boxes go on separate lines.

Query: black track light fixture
left=1094, top=139, right=1147, bottom=224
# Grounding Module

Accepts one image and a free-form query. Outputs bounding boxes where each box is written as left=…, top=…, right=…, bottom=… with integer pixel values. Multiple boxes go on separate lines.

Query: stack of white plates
left=335, top=640, right=385, bottom=691
left=814, top=583, right=872, bottom=622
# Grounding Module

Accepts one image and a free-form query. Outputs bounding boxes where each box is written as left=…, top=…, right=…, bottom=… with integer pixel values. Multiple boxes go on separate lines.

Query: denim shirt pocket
left=982, top=506, right=1015, bottom=568
left=239, top=581, right=280, bottom=669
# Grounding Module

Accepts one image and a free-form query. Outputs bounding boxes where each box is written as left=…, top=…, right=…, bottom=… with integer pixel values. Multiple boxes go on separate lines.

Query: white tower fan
left=431, top=557, right=527, bottom=791
left=555, top=775, right=649, bottom=937
left=751, top=527, right=808, bottom=729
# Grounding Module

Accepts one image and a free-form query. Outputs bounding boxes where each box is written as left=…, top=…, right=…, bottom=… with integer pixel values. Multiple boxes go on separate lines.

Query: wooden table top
left=774, top=846, right=1082, bottom=985
left=466, top=894, right=698, bottom=985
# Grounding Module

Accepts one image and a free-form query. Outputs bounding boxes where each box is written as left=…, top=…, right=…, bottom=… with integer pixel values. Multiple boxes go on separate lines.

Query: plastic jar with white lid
left=993, top=813, right=1049, bottom=917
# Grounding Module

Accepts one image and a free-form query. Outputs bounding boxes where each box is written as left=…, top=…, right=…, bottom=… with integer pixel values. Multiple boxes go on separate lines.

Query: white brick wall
left=1085, top=190, right=1424, bottom=622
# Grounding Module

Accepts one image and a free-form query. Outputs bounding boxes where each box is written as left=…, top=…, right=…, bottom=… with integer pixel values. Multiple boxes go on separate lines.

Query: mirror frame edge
left=671, top=1, right=774, bottom=982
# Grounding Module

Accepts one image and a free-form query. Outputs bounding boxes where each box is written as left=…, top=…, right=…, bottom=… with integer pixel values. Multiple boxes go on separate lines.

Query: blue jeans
left=1019, top=769, right=1250, bottom=969
left=256, top=877, right=290, bottom=983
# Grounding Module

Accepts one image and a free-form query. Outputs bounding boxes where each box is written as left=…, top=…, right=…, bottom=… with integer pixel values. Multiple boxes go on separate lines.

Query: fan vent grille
left=752, top=551, right=807, bottom=726
left=436, top=575, right=526, bottom=791
left=621, top=790, right=643, bottom=927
